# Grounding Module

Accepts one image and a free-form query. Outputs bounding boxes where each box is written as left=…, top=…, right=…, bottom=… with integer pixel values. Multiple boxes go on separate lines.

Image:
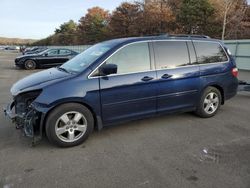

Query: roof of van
left=104, top=35, right=222, bottom=46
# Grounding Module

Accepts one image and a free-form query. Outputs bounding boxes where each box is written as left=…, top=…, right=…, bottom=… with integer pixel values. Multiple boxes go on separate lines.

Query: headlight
left=14, top=90, right=42, bottom=114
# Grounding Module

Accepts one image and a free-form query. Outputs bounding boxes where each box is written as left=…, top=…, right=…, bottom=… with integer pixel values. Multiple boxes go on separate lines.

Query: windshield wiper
left=57, top=66, right=71, bottom=74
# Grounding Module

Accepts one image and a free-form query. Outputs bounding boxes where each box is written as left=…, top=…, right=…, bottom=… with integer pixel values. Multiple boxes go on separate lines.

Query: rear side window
left=59, top=49, right=71, bottom=55
left=153, top=41, right=190, bottom=69
left=193, top=42, right=228, bottom=64
left=106, top=42, right=151, bottom=74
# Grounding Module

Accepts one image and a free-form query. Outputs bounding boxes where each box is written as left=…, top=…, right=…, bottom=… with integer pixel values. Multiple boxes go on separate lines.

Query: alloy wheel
left=203, top=92, right=219, bottom=114
left=55, top=111, right=87, bottom=143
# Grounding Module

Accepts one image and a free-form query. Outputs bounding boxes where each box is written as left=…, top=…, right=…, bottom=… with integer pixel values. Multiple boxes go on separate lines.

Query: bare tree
left=220, top=0, right=247, bottom=40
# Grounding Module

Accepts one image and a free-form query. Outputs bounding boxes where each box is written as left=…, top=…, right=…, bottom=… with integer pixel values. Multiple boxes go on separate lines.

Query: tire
left=195, top=86, right=222, bottom=118
left=45, top=103, right=94, bottom=147
left=24, top=60, right=36, bottom=70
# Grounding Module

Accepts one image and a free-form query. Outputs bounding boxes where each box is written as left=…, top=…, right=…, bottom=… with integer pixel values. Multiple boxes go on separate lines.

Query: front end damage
left=4, top=90, right=44, bottom=145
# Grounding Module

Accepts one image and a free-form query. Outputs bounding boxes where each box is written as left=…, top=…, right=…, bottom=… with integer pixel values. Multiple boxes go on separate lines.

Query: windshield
left=38, top=49, right=49, bottom=55
left=60, top=42, right=114, bottom=73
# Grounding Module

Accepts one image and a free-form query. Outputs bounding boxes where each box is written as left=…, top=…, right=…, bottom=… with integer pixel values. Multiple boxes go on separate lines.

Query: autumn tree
left=209, top=0, right=248, bottom=40
left=34, top=0, right=250, bottom=46
left=78, top=7, right=110, bottom=44
left=139, top=0, right=176, bottom=35
left=109, top=2, right=143, bottom=37
left=239, top=5, right=250, bottom=39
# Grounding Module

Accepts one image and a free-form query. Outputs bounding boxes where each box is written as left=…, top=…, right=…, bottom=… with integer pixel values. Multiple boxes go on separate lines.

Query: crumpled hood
left=11, top=68, right=72, bottom=96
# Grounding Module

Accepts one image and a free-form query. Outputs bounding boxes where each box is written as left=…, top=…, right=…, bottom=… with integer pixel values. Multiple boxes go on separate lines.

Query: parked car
left=23, top=47, right=39, bottom=54
left=5, top=46, right=19, bottom=50
left=15, top=48, right=78, bottom=69
left=4, top=35, right=238, bottom=147
left=24, top=47, right=47, bottom=55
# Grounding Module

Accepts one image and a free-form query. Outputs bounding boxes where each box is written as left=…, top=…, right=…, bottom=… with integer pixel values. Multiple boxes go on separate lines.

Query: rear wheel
left=195, top=86, right=222, bottom=118
left=24, top=60, right=36, bottom=70
left=45, top=103, right=94, bottom=147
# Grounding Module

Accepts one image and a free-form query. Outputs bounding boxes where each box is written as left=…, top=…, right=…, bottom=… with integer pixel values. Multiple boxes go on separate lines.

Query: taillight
left=231, top=67, right=238, bottom=77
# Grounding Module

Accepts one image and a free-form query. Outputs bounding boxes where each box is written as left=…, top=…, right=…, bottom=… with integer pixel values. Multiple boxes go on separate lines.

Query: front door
left=37, top=49, right=60, bottom=67
left=98, top=42, right=157, bottom=124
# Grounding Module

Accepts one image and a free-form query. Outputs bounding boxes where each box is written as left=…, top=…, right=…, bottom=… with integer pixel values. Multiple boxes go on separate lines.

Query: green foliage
left=55, top=20, right=77, bottom=34
left=177, top=0, right=215, bottom=34
left=78, top=7, right=110, bottom=44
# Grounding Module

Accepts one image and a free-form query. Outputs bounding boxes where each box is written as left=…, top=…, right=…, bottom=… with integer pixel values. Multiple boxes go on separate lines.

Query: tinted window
left=154, top=41, right=190, bottom=69
left=193, top=42, right=228, bottom=64
left=106, top=42, right=151, bottom=74
left=187, top=41, right=197, bottom=65
left=59, top=49, right=71, bottom=55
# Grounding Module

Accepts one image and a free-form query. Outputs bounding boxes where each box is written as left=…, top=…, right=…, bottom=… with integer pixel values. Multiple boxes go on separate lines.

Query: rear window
left=193, top=42, right=228, bottom=64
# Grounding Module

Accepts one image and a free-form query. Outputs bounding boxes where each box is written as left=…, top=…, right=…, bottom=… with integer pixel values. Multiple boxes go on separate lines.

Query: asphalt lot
left=0, top=51, right=250, bottom=188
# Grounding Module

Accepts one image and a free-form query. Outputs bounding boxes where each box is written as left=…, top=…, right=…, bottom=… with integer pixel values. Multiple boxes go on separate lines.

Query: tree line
left=34, top=0, right=250, bottom=46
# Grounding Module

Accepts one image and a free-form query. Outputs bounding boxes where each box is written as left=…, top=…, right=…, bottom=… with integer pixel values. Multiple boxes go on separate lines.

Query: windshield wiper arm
left=57, top=66, right=71, bottom=74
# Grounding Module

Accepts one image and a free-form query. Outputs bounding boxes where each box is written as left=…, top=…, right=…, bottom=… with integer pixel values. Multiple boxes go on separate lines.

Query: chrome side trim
left=88, top=39, right=230, bottom=79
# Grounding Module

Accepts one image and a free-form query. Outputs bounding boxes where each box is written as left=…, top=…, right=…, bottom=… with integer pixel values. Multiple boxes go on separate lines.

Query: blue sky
left=0, top=0, right=249, bottom=39
left=0, top=0, right=126, bottom=39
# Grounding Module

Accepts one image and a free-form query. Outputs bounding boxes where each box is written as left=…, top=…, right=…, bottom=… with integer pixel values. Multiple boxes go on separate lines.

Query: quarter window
left=193, top=42, right=228, bottom=64
left=59, top=49, right=71, bottom=55
left=105, top=42, right=151, bottom=74
left=154, top=41, right=190, bottom=69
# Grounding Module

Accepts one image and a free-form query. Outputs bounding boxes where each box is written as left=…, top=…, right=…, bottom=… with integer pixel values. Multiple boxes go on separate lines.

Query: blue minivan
left=4, top=35, right=238, bottom=147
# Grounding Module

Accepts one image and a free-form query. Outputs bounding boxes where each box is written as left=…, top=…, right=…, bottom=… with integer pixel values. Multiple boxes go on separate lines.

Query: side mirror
left=44, top=53, right=48, bottom=57
left=99, top=64, right=117, bottom=76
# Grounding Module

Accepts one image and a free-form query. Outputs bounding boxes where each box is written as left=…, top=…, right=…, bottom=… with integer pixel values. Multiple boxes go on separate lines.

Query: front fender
left=32, top=76, right=102, bottom=130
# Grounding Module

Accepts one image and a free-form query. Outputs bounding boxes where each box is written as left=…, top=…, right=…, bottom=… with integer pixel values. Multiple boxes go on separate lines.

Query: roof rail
left=143, top=33, right=211, bottom=39
left=168, top=34, right=210, bottom=39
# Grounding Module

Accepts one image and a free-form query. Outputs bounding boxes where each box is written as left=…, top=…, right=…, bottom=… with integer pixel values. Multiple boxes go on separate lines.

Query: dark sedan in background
left=23, top=47, right=48, bottom=55
left=15, top=48, right=78, bottom=70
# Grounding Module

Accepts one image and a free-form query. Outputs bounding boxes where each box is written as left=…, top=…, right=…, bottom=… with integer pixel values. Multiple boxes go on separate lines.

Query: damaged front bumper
left=3, top=101, right=44, bottom=145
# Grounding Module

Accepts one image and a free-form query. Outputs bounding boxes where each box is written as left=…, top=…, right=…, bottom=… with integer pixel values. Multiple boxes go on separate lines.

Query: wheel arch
left=202, top=84, right=225, bottom=105
left=24, top=59, right=37, bottom=69
left=41, top=100, right=102, bottom=136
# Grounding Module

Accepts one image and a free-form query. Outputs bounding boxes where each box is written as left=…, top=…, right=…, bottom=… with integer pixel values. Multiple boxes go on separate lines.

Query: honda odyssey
left=4, top=35, right=238, bottom=147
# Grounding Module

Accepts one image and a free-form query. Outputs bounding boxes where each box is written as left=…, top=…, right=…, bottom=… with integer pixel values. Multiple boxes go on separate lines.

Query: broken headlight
left=14, top=90, right=42, bottom=115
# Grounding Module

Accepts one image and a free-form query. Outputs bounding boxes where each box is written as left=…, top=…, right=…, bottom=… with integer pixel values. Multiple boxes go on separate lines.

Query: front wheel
left=24, top=60, right=36, bottom=70
left=45, top=103, right=94, bottom=147
left=195, top=86, right=222, bottom=118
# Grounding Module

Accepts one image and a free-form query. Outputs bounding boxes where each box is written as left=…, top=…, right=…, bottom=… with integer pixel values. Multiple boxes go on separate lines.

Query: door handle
left=141, top=76, right=154, bottom=81
left=161, top=74, right=172, bottom=79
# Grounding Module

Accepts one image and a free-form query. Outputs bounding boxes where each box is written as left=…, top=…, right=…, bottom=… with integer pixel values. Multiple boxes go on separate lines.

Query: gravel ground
left=0, top=51, right=250, bottom=188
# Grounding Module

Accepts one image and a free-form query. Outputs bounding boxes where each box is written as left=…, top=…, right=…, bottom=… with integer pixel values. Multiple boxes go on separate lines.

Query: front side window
left=154, top=41, right=190, bottom=69
left=105, top=42, right=151, bottom=74
left=193, top=42, right=228, bottom=64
